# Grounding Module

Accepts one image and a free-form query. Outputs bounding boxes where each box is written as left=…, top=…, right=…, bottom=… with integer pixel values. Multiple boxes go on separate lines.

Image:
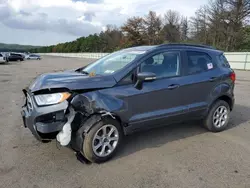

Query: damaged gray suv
left=21, top=44, right=235, bottom=163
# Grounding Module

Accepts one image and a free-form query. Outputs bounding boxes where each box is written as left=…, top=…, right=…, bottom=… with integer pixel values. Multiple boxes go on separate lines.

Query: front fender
left=69, top=91, right=125, bottom=152
left=70, top=91, right=124, bottom=116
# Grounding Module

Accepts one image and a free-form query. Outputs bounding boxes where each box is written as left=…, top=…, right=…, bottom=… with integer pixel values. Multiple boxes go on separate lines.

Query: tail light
left=230, top=72, right=236, bottom=82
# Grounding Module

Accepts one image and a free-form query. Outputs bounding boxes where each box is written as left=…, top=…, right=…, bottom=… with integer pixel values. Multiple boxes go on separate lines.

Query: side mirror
left=134, top=72, right=156, bottom=90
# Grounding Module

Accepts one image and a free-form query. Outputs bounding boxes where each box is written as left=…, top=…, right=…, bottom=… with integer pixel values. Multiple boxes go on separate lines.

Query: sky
left=0, top=0, right=208, bottom=46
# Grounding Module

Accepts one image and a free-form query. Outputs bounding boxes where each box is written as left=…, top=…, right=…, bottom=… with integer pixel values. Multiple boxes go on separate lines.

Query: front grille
left=26, top=94, right=33, bottom=113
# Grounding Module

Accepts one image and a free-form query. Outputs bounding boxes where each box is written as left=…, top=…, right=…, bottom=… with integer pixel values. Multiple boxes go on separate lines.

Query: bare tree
left=161, top=10, right=181, bottom=42
left=144, top=11, right=163, bottom=45
left=180, top=16, right=189, bottom=41
left=121, top=16, right=146, bottom=46
left=164, top=10, right=180, bottom=26
left=225, top=0, right=250, bottom=50
left=190, top=5, right=210, bottom=44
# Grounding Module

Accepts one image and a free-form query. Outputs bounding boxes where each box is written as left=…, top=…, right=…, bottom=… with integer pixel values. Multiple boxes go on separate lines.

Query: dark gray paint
left=22, top=44, right=235, bottom=144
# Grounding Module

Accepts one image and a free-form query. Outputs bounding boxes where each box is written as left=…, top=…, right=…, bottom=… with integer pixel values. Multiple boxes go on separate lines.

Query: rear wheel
left=82, top=118, right=123, bottom=163
left=204, top=100, right=230, bottom=132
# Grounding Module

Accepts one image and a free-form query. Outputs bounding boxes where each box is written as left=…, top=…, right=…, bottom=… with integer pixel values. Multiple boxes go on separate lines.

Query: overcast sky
left=0, top=0, right=208, bottom=46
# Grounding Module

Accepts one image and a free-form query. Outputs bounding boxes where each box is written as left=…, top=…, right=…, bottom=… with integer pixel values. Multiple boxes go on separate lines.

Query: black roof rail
left=158, top=43, right=215, bottom=49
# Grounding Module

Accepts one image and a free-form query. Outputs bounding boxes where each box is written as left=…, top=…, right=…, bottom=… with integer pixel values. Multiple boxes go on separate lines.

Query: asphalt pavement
left=1, top=56, right=250, bottom=188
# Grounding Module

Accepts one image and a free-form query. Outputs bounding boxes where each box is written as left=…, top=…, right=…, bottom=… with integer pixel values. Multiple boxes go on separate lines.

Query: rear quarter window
left=216, top=54, right=230, bottom=68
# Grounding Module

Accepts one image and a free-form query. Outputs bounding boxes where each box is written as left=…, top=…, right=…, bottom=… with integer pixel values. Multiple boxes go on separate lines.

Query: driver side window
left=140, top=51, right=180, bottom=79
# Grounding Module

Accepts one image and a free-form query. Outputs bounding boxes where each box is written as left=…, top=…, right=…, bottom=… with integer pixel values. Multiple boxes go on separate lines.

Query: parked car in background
left=27, top=54, right=41, bottom=60
left=7, top=53, right=24, bottom=61
left=21, top=44, right=235, bottom=163
left=0, top=53, right=8, bottom=64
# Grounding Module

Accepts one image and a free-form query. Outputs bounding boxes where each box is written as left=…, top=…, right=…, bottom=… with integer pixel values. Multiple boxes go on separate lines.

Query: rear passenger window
left=187, top=51, right=214, bottom=75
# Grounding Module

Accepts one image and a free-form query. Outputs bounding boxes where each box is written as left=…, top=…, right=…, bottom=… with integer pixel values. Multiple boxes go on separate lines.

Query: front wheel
left=82, top=118, right=123, bottom=163
left=204, top=100, right=230, bottom=132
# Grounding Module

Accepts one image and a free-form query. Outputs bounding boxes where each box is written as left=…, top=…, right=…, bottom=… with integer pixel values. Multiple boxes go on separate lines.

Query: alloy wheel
left=92, top=124, right=119, bottom=157
left=213, top=106, right=228, bottom=128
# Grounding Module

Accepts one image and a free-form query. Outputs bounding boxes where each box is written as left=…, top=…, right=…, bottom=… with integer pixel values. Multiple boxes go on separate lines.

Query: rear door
left=180, top=50, right=222, bottom=118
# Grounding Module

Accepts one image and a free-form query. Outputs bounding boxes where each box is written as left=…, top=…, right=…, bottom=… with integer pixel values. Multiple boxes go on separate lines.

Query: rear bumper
left=21, top=93, right=69, bottom=141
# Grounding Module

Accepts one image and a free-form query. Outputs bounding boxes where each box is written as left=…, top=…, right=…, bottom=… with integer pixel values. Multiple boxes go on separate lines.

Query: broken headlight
left=34, top=92, right=71, bottom=106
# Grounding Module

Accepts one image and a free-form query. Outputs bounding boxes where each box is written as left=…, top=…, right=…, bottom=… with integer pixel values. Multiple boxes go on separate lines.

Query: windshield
left=82, top=50, right=145, bottom=75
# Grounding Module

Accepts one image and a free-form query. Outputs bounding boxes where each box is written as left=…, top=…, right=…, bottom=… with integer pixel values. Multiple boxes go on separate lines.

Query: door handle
left=209, top=77, right=218, bottom=82
left=167, top=84, right=180, bottom=90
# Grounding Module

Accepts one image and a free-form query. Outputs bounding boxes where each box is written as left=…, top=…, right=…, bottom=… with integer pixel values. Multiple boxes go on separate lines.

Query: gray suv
left=21, top=44, right=235, bottom=163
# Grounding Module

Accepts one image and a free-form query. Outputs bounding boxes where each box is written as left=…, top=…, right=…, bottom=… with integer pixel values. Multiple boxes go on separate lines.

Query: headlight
left=34, top=92, right=71, bottom=106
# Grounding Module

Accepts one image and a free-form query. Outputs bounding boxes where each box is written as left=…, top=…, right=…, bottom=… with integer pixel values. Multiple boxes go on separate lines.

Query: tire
left=41, top=140, right=51, bottom=143
left=204, top=100, right=230, bottom=132
left=82, top=118, right=123, bottom=163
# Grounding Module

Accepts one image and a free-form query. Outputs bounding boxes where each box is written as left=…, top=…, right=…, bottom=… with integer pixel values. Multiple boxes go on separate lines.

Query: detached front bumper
left=21, top=92, right=69, bottom=141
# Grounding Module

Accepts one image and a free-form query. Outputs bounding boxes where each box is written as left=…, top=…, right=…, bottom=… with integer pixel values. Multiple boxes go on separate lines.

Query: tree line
left=31, top=0, right=250, bottom=53
left=0, top=43, right=40, bottom=52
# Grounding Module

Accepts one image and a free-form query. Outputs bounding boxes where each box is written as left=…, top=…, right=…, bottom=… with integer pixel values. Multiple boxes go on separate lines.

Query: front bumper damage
left=21, top=92, right=69, bottom=141
left=21, top=90, right=117, bottom=153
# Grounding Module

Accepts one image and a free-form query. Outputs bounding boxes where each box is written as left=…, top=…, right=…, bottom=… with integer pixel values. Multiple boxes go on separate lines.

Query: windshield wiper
left=80, top=70, right=89, bottom=75
left=75, top=68, right=89, bottom=75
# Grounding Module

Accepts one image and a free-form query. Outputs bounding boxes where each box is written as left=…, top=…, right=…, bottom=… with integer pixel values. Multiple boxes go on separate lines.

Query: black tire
left=82, top=118, right=123, bottom=163
left=204, top=100, right=230, bottom=132
left=41, top=140, right=51, bottom=143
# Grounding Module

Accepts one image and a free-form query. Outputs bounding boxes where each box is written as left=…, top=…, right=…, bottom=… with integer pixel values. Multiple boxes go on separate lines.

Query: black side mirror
left=134, top=72, right=156, bottom=90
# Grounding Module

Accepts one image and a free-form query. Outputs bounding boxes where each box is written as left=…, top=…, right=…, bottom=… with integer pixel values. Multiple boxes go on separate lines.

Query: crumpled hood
left=29, top=70, right=117, bottom=92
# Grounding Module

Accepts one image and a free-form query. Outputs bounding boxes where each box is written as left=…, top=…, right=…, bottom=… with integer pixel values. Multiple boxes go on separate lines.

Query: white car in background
left=27, top=54, right=41, bottom=60
left=0, top=53, right=8, bottom=64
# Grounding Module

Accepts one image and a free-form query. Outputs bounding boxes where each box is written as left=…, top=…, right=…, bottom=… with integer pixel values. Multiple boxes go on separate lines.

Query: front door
left=107, top=50, right=189, bottom=132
